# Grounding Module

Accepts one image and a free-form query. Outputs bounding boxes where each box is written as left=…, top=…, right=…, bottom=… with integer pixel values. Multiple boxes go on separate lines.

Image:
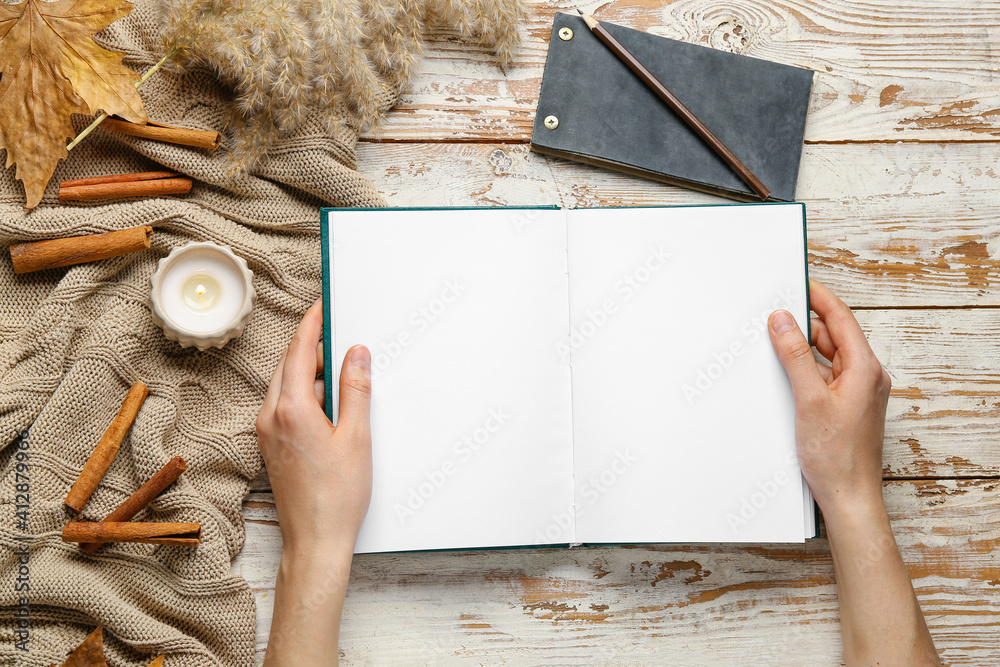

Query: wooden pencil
left=576, top=9, right=771, bottom=201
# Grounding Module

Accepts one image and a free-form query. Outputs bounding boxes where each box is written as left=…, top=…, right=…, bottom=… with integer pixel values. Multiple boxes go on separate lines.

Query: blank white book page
left=328, top=208, right=576, bottom=553
left=566, top=205, right=810, bottom=543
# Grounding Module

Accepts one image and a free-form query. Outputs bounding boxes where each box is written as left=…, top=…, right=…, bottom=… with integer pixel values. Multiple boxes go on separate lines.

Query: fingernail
left=770, top=310, right=796, bottom=335
left=349, top=345, right=370, bottom=369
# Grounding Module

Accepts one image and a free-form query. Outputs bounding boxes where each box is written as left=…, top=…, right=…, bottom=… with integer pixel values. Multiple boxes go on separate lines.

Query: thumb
left=768, top=310, right=826, bottom=401
left=337, top=345, right=372, bottom=437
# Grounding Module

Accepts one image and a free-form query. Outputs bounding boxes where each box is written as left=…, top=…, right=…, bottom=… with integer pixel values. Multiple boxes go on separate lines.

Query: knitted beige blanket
left=0, top=1, right=520, bottom=664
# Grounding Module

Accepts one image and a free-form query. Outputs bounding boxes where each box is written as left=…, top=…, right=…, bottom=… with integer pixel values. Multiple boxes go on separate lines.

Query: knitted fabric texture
left=0, top=0, right=520, bottom=664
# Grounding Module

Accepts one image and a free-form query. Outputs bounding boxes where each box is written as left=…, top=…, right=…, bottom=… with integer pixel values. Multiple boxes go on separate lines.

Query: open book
left=321, top=204, right=816, bottom=554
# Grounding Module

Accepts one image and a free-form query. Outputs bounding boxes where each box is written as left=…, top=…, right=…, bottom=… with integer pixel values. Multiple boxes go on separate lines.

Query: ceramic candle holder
left=149, top=242, right=255, bottom=350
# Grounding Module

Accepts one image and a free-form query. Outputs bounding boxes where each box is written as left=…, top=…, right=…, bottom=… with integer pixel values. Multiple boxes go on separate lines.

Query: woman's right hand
left=768, top=279, right=938, bottom=666
left=767, top=279, right=891, bottom=517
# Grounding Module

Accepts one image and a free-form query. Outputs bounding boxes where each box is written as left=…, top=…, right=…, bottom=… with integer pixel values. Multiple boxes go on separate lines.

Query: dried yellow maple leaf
left=0, top=0, right=147, bottom=208
left=51, top=626, right=108, bottom=666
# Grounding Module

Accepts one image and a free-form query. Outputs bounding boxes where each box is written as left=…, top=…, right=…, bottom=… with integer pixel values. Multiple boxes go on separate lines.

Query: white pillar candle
left=149, top=242, right=255, bottom=350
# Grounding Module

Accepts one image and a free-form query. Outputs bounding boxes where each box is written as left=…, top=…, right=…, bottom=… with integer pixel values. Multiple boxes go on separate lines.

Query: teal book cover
left=321, top=203, right=817, bottom=552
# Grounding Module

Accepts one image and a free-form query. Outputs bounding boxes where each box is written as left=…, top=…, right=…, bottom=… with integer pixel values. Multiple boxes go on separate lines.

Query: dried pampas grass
left=159, top=0, right=526, bottom=171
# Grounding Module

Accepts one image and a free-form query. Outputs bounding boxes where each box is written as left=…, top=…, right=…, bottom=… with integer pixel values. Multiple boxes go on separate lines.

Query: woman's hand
left=768, top=280, right=938, bottom=666
left=767, top=279, right=890, bottom=516
left=256, top=299, right=372, bottom=558
left=257, top=299, right=372, bottom=666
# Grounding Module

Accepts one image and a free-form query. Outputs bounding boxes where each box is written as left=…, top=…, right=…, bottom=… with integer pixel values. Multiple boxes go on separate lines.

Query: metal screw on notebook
left=558, top=26, right=574, bottom=40
left=543, top=115, right=560, bottom=129
left=149, top=242, right=256, bottom=350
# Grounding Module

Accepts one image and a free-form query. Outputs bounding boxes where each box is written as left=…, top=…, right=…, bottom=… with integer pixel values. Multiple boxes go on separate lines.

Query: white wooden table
left=233, top=1, right=1000, bottom=663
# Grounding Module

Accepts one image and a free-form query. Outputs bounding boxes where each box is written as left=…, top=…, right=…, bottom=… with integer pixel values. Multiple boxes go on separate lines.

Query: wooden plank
left=235, top=479, right=1000, bottom=665
left=249, top=307, right=1000, bottom=490
left=352, top=141, right=1000, bottom=307
left=363, top=0, right=1000, bottom=142
left=868, top=309, right=1000, bottom=478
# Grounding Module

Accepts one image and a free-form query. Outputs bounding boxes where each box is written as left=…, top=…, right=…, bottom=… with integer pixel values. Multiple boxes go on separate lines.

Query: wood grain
left=360, top=0, right=1000, bottom=143
left=347, top=141, right=1000, bottom=307
left=238, top=2, right=1000, bottom=663
left=867, top=309, right=1000, bottom=478
left=236, top=480, right=1000, bottom=665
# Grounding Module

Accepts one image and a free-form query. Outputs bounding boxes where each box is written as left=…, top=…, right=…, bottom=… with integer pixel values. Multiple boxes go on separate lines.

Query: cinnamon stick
left=63, top=522, right=201, bottom=547
left=101, top=117, right=222, bottom=150
left=10, top=226, right=152, bottom=274
left=81, top=457, right=187, bottom=554
left=61, top=171, right=179, bottom=188
left=65, top=382, right=150, bottom=513
left=59, top=176, right=192, bottom=202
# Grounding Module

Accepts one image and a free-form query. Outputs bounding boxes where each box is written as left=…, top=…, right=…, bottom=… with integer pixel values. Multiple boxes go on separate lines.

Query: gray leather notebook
left=531, top=13, right=814, bottom=202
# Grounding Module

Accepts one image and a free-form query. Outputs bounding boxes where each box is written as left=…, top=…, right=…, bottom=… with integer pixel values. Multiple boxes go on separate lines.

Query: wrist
left=815, top=476, right=884, bottom=519
left=277, top=546, right=354, bottom=598
left=268, top=541, right=353, bottom=665
left=820, top=488, right=890, bottom=536
left=281, top=536, right=356, bottom=568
